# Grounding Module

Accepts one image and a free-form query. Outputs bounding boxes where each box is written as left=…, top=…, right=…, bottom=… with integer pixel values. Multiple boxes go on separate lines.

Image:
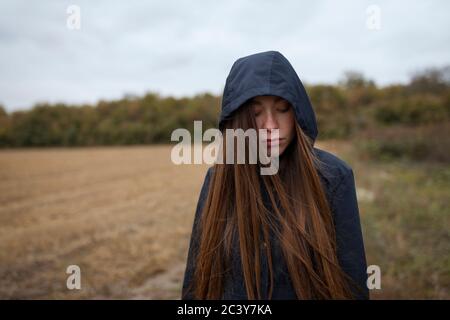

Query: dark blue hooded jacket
left=181, top=51, right=369, bottom=300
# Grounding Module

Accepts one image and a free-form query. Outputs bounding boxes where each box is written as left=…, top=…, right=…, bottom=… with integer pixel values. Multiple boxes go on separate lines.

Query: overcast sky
left=1, top=0, right=449, bottom=111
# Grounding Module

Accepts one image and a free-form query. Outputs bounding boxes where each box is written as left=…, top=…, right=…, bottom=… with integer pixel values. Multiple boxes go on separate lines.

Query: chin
left=278, top=147, right=287, bottom=156
left=268, top=144, right=286, bottom=157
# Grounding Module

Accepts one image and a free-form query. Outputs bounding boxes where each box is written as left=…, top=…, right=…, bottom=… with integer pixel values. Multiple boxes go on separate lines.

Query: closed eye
left=277, top=106, right=290, bottom=113
left=252, top=106, right=263, bottom=117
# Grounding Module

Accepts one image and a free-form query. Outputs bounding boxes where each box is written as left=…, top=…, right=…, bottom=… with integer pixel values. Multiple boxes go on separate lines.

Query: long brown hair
left=191, top=100, right=360, bottom=299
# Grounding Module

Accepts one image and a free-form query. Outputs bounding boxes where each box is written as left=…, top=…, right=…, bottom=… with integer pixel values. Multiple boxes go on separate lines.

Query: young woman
left=181, top=51, right=369, bottom=300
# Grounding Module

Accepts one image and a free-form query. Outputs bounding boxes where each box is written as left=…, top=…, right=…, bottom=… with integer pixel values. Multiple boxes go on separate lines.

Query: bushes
left=0, top=67, right=448, bottom=147
left=374, top=94, right=450, bottom=125
left=355, top=121, right=450, bottom=163
left=0, top=93, right=220, bottom=147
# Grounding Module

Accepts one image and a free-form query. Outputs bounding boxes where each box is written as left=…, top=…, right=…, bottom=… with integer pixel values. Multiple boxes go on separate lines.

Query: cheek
left=280, top=113, right=295, bottom=139
left=255, top=118, right=263, bottom=130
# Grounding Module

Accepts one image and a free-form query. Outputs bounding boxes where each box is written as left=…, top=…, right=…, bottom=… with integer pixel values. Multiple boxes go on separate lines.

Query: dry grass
left=0, top=145, right=208, bottom=299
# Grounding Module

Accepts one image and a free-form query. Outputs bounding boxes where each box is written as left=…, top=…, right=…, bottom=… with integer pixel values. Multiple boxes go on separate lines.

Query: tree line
left=0, top=67, right=448, bottom=147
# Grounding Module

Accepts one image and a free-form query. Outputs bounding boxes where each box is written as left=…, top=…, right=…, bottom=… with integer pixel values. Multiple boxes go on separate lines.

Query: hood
left=219, top=50, right=318, bottom=144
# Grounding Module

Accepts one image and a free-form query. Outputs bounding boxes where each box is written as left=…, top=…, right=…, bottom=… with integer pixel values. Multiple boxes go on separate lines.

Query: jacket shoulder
left=313, top=147, right=354, bottom=194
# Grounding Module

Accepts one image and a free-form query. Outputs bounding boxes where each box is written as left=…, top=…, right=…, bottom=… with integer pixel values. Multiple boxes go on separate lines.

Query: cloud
left=0, top=0, right=449, bottom=111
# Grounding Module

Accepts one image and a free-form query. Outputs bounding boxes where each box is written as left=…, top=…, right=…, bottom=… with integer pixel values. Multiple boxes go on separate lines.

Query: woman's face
left=249, top=95, right=296, bottom=156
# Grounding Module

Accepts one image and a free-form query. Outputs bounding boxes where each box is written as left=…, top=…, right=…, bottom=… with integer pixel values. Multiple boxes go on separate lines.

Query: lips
left=263, top=138, right=284, bottom=146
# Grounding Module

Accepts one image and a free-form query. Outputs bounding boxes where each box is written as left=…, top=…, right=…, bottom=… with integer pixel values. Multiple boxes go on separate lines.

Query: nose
left=262, top=111, right=279, bottom=131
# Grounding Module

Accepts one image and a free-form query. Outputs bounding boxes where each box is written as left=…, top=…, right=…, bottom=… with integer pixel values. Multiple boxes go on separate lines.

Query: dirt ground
left=0, top=145, right=209, bottom=299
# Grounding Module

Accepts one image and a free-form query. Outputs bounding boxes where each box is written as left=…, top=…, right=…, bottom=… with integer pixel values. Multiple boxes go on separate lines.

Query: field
left=0, top=142, right=448, bottom=299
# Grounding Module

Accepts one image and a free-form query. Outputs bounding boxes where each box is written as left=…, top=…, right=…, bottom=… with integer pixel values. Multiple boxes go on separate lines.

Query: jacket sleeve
left=331, top=168, right=369, bottom=300
left=181, top=167, right=213, bottom=300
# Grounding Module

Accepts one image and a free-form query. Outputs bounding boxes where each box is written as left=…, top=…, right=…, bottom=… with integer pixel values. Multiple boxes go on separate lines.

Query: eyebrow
left=250, top=96, right=284, bottom=105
